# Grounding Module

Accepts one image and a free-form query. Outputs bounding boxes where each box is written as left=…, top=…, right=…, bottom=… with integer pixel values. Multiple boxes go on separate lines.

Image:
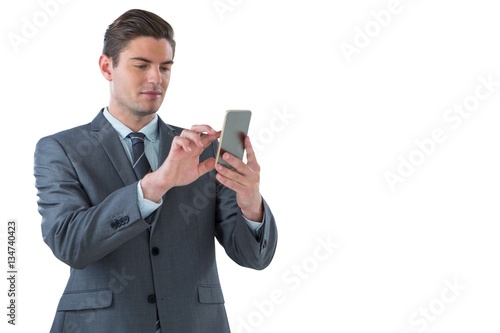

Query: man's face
left=106, top=36, right=174, bottom=118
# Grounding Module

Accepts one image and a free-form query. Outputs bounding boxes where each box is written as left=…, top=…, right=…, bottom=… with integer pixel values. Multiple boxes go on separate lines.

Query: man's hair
left=103, top=9, right=176, bottom=67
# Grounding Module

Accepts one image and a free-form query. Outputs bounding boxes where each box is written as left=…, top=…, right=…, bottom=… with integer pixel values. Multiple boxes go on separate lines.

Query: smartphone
left=216, top=110, right=252, bottom=169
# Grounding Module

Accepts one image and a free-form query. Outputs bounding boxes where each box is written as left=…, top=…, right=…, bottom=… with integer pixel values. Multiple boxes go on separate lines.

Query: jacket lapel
left=157, top=116, right=177, bottom=163
left=90, top=110, right=137, bottom=186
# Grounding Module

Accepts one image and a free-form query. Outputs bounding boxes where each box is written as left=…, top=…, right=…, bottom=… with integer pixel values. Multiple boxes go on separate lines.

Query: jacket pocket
left=57, top=289, right=113, bottom=311
left=198, top=285, right=225, bottom=304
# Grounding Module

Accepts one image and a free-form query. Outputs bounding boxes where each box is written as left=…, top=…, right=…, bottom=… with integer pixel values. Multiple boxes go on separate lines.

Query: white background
left=1, top=0, right=500, bottom=332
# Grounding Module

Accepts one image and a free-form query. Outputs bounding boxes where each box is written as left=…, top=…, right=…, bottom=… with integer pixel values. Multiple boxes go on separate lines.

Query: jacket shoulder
left=36, top=122, right=92, bottom=149
left=37, top=110, right=107, bottom=145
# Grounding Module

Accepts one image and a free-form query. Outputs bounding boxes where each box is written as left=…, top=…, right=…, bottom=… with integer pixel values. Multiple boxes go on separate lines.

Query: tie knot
left=127, top=132, right=146, bottom=144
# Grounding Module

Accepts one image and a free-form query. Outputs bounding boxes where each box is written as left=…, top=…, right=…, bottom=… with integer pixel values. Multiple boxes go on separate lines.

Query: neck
left=108, top=104, right=156, bottom=132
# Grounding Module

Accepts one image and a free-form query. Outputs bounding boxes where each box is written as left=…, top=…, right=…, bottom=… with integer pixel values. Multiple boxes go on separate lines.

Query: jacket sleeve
left=34, top=136, right=151, bottom=269
left=211, top=132, right=278, bottom=270
left=215, top=183, right=278, bottom=270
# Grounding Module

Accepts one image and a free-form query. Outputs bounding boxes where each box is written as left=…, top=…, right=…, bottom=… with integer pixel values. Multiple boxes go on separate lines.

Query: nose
left=147, top=67, right=162, bottom=85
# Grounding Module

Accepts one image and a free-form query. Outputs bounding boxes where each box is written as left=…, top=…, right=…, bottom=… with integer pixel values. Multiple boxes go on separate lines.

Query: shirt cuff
left=137, top=181, right=162, bottom=218
left=243, top=214, right=264, bottom=238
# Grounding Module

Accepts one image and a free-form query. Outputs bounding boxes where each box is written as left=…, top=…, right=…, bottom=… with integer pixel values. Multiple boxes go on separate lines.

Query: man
left=34, top=9, right=277, bottom=333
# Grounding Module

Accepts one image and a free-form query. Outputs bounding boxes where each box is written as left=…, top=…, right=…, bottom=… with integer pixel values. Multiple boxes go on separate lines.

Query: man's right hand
left=141, top=125, right=220, bottom=203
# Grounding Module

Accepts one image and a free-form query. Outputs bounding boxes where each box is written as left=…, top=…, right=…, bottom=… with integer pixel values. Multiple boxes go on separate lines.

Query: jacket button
left=148, top=294, right=156, bottom=304
left=151, top=247, right=160, bottom=256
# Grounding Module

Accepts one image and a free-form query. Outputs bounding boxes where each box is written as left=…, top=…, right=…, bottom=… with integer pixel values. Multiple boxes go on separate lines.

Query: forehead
left=121, top=36, right=174, bottom=61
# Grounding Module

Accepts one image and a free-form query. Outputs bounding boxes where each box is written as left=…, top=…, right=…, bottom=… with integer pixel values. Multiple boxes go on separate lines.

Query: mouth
left=141, top=91, right=162, bottom=98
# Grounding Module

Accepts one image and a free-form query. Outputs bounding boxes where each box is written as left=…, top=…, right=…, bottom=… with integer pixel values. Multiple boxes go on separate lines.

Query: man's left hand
left=215, top=136, right=263, bottom=222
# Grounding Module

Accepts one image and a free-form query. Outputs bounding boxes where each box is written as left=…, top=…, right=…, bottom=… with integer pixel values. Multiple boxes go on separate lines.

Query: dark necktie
left=127, top=132, right=151, bottom=179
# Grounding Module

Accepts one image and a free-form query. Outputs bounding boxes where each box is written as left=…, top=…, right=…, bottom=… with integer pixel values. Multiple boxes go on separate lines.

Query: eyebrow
left=129, top=57, right=174, bottom=65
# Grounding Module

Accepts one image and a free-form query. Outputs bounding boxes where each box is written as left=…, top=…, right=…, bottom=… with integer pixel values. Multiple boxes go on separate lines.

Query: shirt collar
left=103, top=107, right=158, bottom=143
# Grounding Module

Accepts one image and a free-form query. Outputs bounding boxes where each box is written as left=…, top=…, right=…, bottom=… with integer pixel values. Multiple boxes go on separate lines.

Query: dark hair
left=103, top=9, right=176, bottom=67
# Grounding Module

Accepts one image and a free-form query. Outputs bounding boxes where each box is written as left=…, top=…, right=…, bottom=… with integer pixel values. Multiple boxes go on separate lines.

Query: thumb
left=198, top=157, right=216, bottom=177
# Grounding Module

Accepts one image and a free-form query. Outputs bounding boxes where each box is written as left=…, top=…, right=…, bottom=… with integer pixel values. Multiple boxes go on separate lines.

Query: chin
left=135, top=109, right=158, bottom=117
left=133, top=103, right=162, bottom=116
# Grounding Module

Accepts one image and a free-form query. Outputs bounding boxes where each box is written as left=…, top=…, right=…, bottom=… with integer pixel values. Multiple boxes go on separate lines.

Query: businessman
left=34, top=9, right=277, bottom=333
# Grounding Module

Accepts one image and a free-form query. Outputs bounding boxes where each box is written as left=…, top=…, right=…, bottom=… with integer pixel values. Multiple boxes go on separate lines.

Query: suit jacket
left=34, top=110, right=278, bottom=333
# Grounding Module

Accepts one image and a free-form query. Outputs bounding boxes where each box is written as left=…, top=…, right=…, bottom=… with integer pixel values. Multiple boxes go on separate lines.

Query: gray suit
left=34, top=110, right=278, bottom=333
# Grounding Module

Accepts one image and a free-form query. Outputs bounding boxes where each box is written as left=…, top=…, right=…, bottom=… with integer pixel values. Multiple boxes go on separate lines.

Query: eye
left=160, top=66, right=171, bottom=73
left=135, top=64, right=147, bottom=69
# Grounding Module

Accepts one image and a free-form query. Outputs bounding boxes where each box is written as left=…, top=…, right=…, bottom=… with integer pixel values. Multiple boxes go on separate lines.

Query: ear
left=99, top=54, right=113, bottom=81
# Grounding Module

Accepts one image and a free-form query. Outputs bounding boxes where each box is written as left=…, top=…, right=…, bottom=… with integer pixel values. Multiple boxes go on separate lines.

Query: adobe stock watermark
left=233, top=235, right=340, bottom=333
left=178, top=171, right=218, bottom=225
left=384, top=74, right=499, bottom=192
left=397, top=278, right=466, bottom=333
left=7, top=0, right=71, bottom=54
left=213, top=0, right=245, bottom=21
left=250, top=106, right=296, bottom=153
left=339, top=0, right=417, bottom=64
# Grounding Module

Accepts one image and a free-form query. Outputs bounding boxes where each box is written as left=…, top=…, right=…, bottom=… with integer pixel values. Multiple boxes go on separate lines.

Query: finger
left=173, top=136, right=194, bottom=152
left=215, top=170, right=245, bottom=192
left=216, top=168, right=258, bottom=197
left=244, top=136, right=260, bottom=171
left=180, top=129, right=204, bottom=148
left=216, top=156, right=255, bottom=186
left=200, top=131, right=221, bottom=148
left=198, top=157, right=216, bottom=177
left=217, top=152, right=245, bottom=174
left=216, top=161, right=241, bottom=181
left=190, top=124, right=218, bottom=135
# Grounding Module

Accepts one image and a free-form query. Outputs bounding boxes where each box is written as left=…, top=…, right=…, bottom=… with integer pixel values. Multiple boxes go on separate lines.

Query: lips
left=141, top=91, right=162, bottom=98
